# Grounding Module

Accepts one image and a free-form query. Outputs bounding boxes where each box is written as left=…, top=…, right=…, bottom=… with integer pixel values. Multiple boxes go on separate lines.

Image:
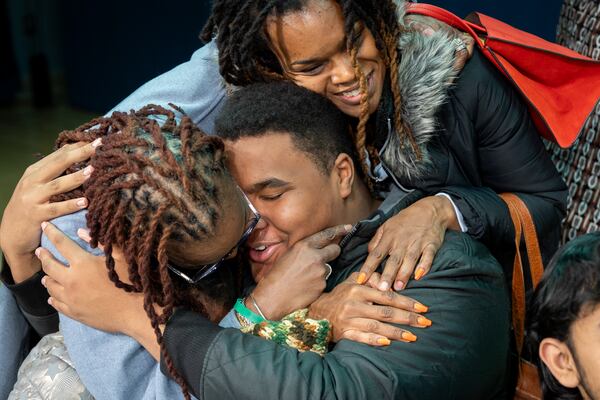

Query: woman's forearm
left=124, top=305, right=161, bottom=361
left=4, top=253, right=42, bottom=284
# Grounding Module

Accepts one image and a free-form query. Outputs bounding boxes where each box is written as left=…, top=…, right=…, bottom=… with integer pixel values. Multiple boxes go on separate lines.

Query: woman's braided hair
left=51, top=105, right=239, bottom=400
left=201, top=0, right=420, bottom=181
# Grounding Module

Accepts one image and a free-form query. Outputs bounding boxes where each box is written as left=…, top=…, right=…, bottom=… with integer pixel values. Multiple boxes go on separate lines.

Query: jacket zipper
left=380, top=117, right=415, bottom=193
left=339, top=223, right=360, bottom=249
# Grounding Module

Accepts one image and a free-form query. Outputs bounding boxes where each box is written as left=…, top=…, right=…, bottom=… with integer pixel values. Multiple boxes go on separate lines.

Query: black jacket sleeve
left=162, top=233, right=511, bottom=400
left=437, top=50, right=567, bottom=264
left=0, top=258, right=59, bottom=336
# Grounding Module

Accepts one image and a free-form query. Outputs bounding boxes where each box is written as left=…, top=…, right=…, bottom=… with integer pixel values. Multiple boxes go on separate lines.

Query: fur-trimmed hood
left=379, top=1, right=459, bottom=183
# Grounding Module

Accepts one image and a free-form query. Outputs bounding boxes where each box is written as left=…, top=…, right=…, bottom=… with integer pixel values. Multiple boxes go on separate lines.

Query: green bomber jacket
left=162, top=188, right=512, bottom=400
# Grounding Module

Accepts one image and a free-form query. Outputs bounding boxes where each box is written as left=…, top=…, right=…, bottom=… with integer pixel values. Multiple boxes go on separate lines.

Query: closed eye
left=260, top=193, right=283, bottom=201
left=297, top=64, right=325, bottom=75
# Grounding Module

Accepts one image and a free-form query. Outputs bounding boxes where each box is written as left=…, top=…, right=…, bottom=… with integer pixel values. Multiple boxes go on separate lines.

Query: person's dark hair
left=527, top=232, right=600, bottom=400
left=215, top=82, right=362, bottom=177
left=201, top=0, right=420, bottom=181
left=51, top=105, right=240, bottom=400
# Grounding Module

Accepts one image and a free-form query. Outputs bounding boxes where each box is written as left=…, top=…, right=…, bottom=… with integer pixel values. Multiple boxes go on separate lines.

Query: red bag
left=405, top=3, right=600, bottom=148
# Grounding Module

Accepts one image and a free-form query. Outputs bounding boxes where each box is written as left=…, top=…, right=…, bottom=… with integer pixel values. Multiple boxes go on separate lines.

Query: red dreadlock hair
left=52, top=105, right=241, bottom=400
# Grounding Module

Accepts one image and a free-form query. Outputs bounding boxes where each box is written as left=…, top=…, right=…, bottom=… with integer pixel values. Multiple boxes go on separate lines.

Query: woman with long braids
left=198, top=0, right=567, bottom=286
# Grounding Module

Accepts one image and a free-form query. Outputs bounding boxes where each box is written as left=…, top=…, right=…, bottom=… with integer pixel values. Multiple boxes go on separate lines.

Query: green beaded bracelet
left=234, top=298, right=265, bottom=325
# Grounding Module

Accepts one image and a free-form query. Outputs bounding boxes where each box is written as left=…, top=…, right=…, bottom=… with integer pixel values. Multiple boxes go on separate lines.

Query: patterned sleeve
left=241, top=309, right=331, bottom=356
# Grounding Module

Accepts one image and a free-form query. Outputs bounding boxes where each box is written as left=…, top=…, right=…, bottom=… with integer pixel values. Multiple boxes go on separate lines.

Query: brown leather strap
left=515, top=360, right=543, bottom=400
left=510, top=195, right=544, bottom=287
left=499, top=193, right=544, bottom=353
left=501, top=193, right=527, bottom=352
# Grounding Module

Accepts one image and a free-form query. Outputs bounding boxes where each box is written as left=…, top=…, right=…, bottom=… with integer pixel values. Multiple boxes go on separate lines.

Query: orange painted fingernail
left=415, top=268, right=425, bottom=280
left=377, top=337, right=391, bottom=346
left=356, top=272, right=367, bottom=285
left=417, top=316, right=432, bottom=327
left=414, top=303, right=429, bottom=313
left=401, top=332, right=417, bottom=342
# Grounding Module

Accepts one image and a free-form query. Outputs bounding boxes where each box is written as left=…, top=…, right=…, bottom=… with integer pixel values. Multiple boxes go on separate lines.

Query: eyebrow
left=289, top=37, right=347, bottom=67
left=290, top=57, right=326, bottom=66
left=245, top=178, right=290, bottom=194
left=289, top=24, right=366, bottom=68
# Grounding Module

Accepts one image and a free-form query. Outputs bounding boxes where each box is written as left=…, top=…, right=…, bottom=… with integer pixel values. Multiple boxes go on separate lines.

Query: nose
left=248, top=217, right=268, bottom=242
left=229, top=217, right=266, bottom=260
left=330, top=53, right=357, bottom=86
left=255, top=217, right=268, bottom=230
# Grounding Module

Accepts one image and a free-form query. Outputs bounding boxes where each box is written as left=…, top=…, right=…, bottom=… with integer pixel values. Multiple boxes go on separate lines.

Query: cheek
left=369, top=76, right=385, bottom=114
left=290, top=195, right=335, bottom=246
left=580, top=337, right=600, bottom=369
left=571, top=323, right=600, bottom=384
left=290, top=75, right=329, bottom=96
left=360, top=39, right=386, bottom=86
left=360, top=31, right=383, bottom=62
left=274, top=191, right=333, bottom=246
left=274, top=199, right=312, bottom=245
left=366, top=58, right=386, bottom=114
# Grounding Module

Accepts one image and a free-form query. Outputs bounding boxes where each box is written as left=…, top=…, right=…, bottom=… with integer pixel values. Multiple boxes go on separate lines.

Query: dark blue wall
left=58, top=0, right=211, bottom=112
left=428, top=0, right=563, bottom=42
left=47, top=1, right=565, bottom=113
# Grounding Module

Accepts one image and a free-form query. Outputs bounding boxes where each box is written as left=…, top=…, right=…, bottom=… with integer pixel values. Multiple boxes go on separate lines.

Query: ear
left=539, top=338, right=580, bottom=389
left=331, top=153, right=355, bottom=200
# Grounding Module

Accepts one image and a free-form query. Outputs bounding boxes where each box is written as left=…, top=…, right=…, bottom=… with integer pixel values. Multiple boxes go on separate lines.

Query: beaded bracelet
left=234, top=298, right=265, bottom=325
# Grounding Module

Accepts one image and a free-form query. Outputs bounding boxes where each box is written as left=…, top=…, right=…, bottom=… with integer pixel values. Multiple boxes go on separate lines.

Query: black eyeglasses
left=167, top=189, right=260, bottom=284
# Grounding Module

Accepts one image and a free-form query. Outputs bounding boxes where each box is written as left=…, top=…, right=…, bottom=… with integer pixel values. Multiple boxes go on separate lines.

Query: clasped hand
left=39, top=222, right=431, bottom=347
left=357, top=195, right=458, bottom=292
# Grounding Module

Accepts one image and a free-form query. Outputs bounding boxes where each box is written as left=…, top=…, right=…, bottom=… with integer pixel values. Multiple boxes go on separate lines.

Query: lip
left=333, top=71, right=374, bottom=106
left=247, top=242, right=284, bottom=264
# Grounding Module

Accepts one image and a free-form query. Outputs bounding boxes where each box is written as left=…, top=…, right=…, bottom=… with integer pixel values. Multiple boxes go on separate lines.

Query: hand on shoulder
left=0, top=140, right=100, bottom=282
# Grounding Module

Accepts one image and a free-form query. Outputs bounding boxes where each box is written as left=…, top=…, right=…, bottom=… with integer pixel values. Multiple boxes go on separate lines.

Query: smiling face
left=225, top=132, right=361, bottom=282
left=265, top=0, right=386, bottom=118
